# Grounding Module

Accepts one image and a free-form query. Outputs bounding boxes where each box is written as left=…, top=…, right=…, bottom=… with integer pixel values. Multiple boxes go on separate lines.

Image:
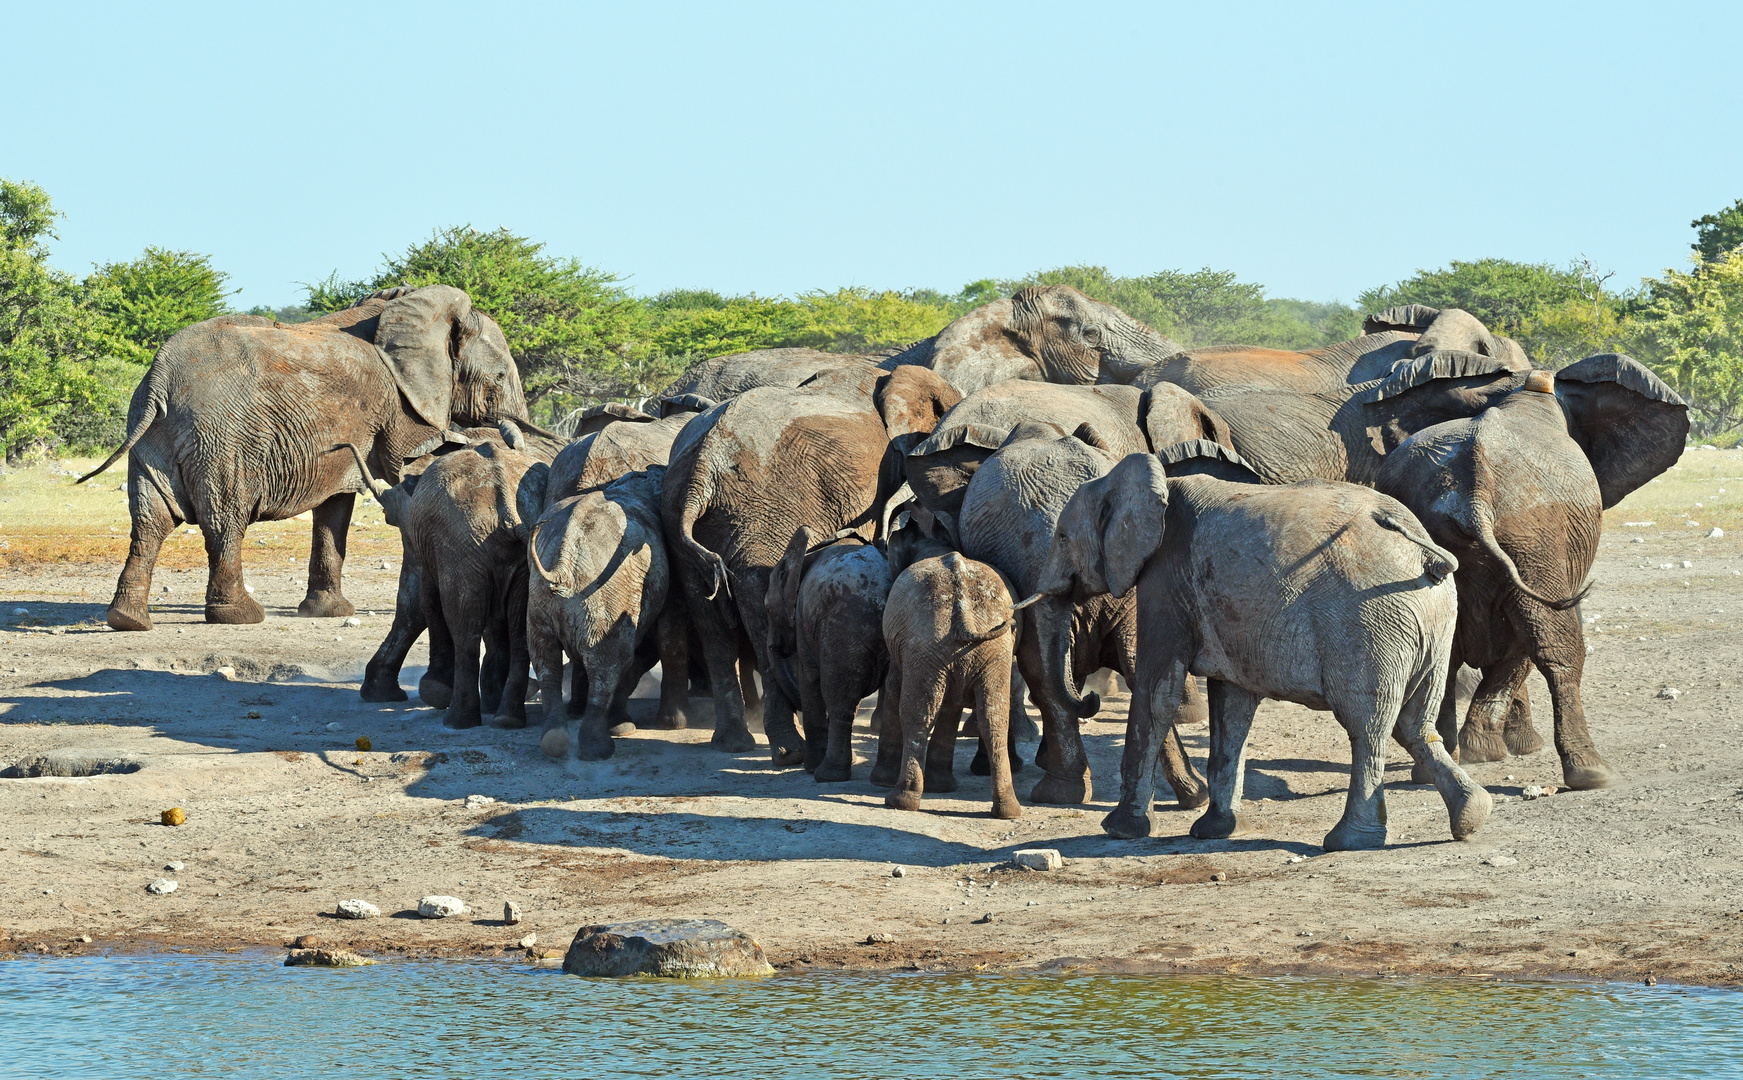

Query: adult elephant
left=654, top=349, right=885, bottom=416
left=955, top=424, right=1209, bottom=808
left=546, top=410, right=692, bottom=502
left=663, top=365, right=961, bottom=763
left=78, top=285, right=532, bottom=631
left=1364, top=352, right=1689, bottom=789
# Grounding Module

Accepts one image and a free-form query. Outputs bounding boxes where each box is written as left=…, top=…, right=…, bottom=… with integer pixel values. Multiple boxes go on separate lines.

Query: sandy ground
left=2, top=452, right=1742, bottom=984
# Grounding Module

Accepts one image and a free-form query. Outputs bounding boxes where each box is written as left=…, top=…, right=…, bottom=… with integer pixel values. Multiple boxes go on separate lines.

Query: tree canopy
left=83, top=247, right=234, bottom=364
left=1692, top=197, right=1743, bottom=262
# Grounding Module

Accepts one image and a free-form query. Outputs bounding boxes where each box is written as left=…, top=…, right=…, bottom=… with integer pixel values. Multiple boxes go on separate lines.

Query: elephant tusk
left=1011, top=593, right=1046, bottom=611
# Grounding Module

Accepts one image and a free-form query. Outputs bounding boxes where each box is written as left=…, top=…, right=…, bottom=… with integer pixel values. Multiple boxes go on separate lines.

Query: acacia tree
left=1635, top=250, right=1743, bottom=441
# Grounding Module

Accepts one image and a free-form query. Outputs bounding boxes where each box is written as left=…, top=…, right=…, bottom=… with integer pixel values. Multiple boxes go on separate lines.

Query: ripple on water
left=0, top=955, right=1737, bottom=1079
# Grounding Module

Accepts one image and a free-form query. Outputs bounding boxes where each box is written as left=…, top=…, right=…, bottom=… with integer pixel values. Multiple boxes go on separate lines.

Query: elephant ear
left=1052, top=452, right=1169, bottom=600
left=573, top=402, right=656, bottom=438
left=1408, top=308, right=1516, bottom=361
left=875, top=365, right=963, bottom=438
left=1554, top=353, right=1690, bottom=509
left=375, top=285, right=473, bottom=428
left=1138, top=382, right=1233, bottom=451
left=1362, top=304, right=1441, bottom=336
left=1360, top=349, right=1527, bottom=452
left=1153, top=439, right=1262, bottom=484
left=517, top=462, right=551, bottom=525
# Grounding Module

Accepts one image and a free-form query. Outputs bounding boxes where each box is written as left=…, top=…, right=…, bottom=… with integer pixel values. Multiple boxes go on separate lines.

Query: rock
left=465, top=794, right=496, bottom=810
left=865, top=932, right=896, bottom=944
left=1521, top=785, right=1548, bottom=800
left=1644, top=974, right=1658, bottom=986
left=146, top=878, right=177, bottom=895
left=160, top=808, right=185, bottom=827
left=342, top=617, right=362, bottom=627
left=563, top=919, right=773, bottom=978
left=1709, top=528, right=1725, bottom=539
left=972, top=912, right=994, bottom=924
left=1211, top=871, right=1228, bottom=882
left=247, top=709, right=262, bottom=719
left=890, top=866, right=906, bottom=878
left=1013, top=849, right=1063, bottom=872
left=418, top=895, right=466, bottom=918
left=285, top=948, right=373, bottom=967
left=355, top=736, right=372, bottom=752
left=335, top=899, right=380, bottom=920
left=504, top=901, right=523, bottom=925
left=78, top=934, right=92, bottom=943
left=160, top=584, right=172, bottom=594
left=1681, top=560, right=1694, bottom=569
left=164, top=861, right=184, bottom=872
left=215, top=665, right=237, bottom=679
left=293, top=934, right=321, bottom=948
left=517, top=933, right=538, bottom=950
left=1481, top=855, right=1518, bottom=867
left=1658, top=687, right=1682, bottom=700
left=326, top=722, right=343, bottom=732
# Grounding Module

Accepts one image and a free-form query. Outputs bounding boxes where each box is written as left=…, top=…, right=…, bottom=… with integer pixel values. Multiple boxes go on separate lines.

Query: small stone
left=465, top=794, right=497, bottom=810
left=146, top=878, right=177, bottom=895
left=215, top=666, right=236, bottom=679
left=335, top=899, right=380, bottom=920
left=1681, top=560, right=1694, bottom=569
left=562, top=918, right=773, bottom=978
left=1287, top=855, right=1308, bottom=864
left=1659, top=563, right=1674, bottom=570
left=418, top=895, right=466, bottom=918
left=504, top=901, right=523, bottom=925
left=1481, top=855, right=1518, bottom=867
left=293, top=934, right=321, bottom=949
left=1012, top=849, right=1063, bottom=872
left=1709, top=528, right=1724, bottom=539
left=326, top=722, right=343, bottom=732
left=160, top=807, right=185, bottom=827
left=160, top=584, right=172, bottom=594
left=78, top=934, right=92, bottom=943
left=285, top=948, right=373, bottom=967
left=355, top=736, right=372, bottom=752
left=1644, top=974, right=1658, bottom=986
left=865, top=932, right=896, bottom=944
left=247, top=709, right=262, bottom=719
left=9, top=608, right=25, bottom=616
left=1521, top=785, right=1547, bottom=800
left=342, top=617, right=361, bottom=628
left=972, top=912, right=994, bottom=924
left=1657, top=687, right=1682, bottom=700
left=244, top=585, right=255, bottom=594
left=164, top=861, right=184, bottom=872
left=1211, top=871, right=1228, bottom=882
left=891, top=866, right=906, bottom=878
left=378, top=560, right=392, bottom=570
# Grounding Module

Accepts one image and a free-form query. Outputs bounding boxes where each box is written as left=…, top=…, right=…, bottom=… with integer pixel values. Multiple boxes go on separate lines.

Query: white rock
left=465, top=794, right=496, bottom=809
left=378, top=560, right=392, bottom=570
left=215, top=666, right=236, bottom=679
left=1013, top=849, right=1063, bottom=872
left=336, top=898, right=381, bottom=920
left=418, top=895, right=466, bottom=918
left=244, top=585, right=255, bottom=594
left=146, top=878, right=177, bottom=895
left=1659, top=563, right=1674, bottom=570
left=504, top=900, right=523, bottom=925
left=326, top=722, right=343, bottom=731
left=1632, top=537, right=1645, bottom=544
left=891, top=866, right=907, bottom=878
left=1521, top=785, right=1546, bottom=800
left=1709, top=528, right=1725, bottom=539
left=1623, top=521, right=1654, bottom=527
left=1657, top=687, right=1682, bottom=700
left=1681, top=560, right=1694, bottom=569
left=164, top=861, right=184, bottom=872
left=1481, top=855, right=1518, bottom=867
left=342, top=617, right=362, bottom=627
left=517, top=933, right=537, bottom=949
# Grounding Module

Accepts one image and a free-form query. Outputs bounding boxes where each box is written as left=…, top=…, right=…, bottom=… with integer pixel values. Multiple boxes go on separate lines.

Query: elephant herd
left=81, top=282, right=1691, bottom=851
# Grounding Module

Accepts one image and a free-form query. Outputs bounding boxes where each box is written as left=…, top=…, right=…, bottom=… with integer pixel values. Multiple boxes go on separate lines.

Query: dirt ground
left=2, top=451, right=1742, bottom=984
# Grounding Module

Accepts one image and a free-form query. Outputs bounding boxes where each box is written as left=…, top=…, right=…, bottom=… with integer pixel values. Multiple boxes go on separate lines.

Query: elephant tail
left=328, top=444, right=391, bottom=498
left=672, top=468, right=737, bottom=630
left=1465, top=498, right=1589, bottom=611
left=76, top=387, right=163, bottom=484
left=527, top=519, right=571, bottom=595
left=1373, top=510, right=1459, bottom=583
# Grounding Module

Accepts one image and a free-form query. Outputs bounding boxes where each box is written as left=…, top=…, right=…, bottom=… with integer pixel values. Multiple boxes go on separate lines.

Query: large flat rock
left=562, top=919, right=774, bottom=978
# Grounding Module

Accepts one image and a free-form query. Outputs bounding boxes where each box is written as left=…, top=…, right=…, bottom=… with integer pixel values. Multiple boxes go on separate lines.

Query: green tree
left=0, top=179, right=113, bottom=460
left=1357, top=258, right=1590, bottom=332
left=1633, top=250, right=1743, bottom=441
left=1692, top=197, right=1743, bottom=262
left=83, top=247, right=235, bottom=364
left=785, top=287, right=951, bottom=353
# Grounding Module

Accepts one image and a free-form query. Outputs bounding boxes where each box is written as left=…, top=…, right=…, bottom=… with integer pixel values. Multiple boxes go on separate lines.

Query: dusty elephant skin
left=79, top=286, right=531, bottom=633
left=561, top=919, right=774, bottom=977
left=1035, top=451, right=1489, bottom=851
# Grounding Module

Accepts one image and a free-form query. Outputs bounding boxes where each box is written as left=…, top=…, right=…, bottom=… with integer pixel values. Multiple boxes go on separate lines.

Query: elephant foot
left=710, top=725, right=757, bottom=754
left=297, top=592, right=354, bottom=618
left=491, top=710, right=527, bottom=730
left=1560, top=754, right=1618, bottom=790
left=572, top=732, right=616, bottom=762
left=1168, top=783, right=1210, bottom=811
left=205, top=595, right=265, bottom=624
left=442, top=707, right=482, bottom=729
left=769, top=743, right=807, bottom=768
left=1102, top=804, right=1156, bottom=840
left=969, top=745, right=991, bottom=776
left=990, top=795, right=1022, bottom=821
left=106, top=595, right=153, bottom=632
left=608, top=721, right=636, bottom=738
left=1189, top=806, right=1251, bottom=840
left=869, top=756, right=900, bottom=788
left=1457, top=723, right=1509, bottom=764
left=1504, top=719, right=1545, bottom=757
left=360, top=679, right=408, bottom=703
left=1444, top=784, right=1492, bottom=840
left=646, top=707, right=689, bottom=730
left=1028, top=770, right=1091, bottom=806
left=418, top=677, right=453, bottom=710
left=923, top=768, right=958, bottom=794
left=539, top=728, right=569, bottom=758
left=885, top=788, right=922, bottom=812
left=814, top=760, right=852, bottom=783
left=1322, top=817, right=1388, bottom=851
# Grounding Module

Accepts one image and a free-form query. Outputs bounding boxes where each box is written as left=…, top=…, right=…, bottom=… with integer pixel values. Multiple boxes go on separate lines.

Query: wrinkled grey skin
left=662, top=366, right=961, bottom=764
left=1367, top=354, right=1690, bottom=790
left=528, top=467, right=680, bottom=763
left=957, top=429, right=1208, bottom=808
left=655, top=349, right=886, bottom=416
left=765, top=530, right=892, bottom=780
left=905, top=380, right=1232, bottom=519
left=875, top=550, right=1024, bottom=819
left=547, top=412, right=691, bottom=502
left=883, top=285, right=1185, bottom=395
left=1035, top=454, right=1490, bottom=850
left=80, top=285, right=530, bottom=631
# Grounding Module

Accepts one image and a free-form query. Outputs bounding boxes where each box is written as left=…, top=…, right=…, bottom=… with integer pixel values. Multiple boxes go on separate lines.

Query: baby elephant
left=1034, top=451, right=1489, bottom=850
left=876, top=549, right=1024, bottom=820
left=765, top=527, right=892, bottom=781
left=528, top=466, right=678, bottom=762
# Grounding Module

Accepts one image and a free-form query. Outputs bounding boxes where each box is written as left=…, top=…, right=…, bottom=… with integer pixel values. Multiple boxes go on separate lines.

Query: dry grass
left=1604, top=447, right=1743, bottom=534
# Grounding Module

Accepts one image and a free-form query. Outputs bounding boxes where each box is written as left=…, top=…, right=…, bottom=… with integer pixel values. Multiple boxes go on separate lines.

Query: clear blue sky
left=7, top=1, right=1740, bottom=309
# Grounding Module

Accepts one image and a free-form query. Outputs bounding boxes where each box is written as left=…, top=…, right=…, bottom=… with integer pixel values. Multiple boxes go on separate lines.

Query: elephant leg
left=479, top=619, right=510, bottom=716
left=738, top=632, right=763, bottom=728
left=1114, top=634, right=1205, bottom=810
left=976, top=656, right=1021, bottom=820
left=687, top=590, right=753, bottom=754
left=568, top=657, right=587, bottom=718
left=1175, top=674, right=1209, bottom=727
left=107, top=473, right=175, bottom=631
left=1411, top=659, right=1466, bottom=785
left=569, top=624, right=635, bottom=763
left=649, top=604, right=690, bottom=730
left=437, top=573, right=485, bottom=729
left=870, top=666, right=903, bottom=788
left=298, top=491, right=355, bottom=618
left=1017, top=634, right=1092, bottom=806
left=418, top=581, right=455, bottom=709
left=1392, top=664, right=1491, bottom=843
left=532, top=623, right=570, bottom=758
left=1190, top=679, right=1260, bottom=841
left=360, top=551, right=421, bottom=701
left=1323, top=684, right=1397, bottom=852
left=1502, top=682, right=1541, bottom=757
left=814, top=678, right=863, bottom=784
left=492, top=578, right=531, bottom=729
left=886, top=673, right=948, bottom=813
left=1457, top=655, right=1533, bottom=764
left=202, top=517, right=264, bottom=624
left=1105, top=657, right=1185, bottom=840
left=795, top=652, right=831, bottom=774
left=1008, top=660, right=1040, bottom=743
left=1517, top=607, right=1614, bottom=789
left=924, top=701, right=964, bottom=793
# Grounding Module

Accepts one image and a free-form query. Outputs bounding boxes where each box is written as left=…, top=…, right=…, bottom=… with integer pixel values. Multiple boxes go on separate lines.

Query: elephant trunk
left=1034, top=593, right=1100, bottom=719
left=1097, top=315, right=1185, bottom=385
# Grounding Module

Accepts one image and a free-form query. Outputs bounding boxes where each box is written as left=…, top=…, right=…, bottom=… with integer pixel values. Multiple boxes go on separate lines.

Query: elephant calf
left=875, top=547, right=1024, bottom=820
left=1035, top=451, right=1491, bottom=850
left=529, top=467, right=684, bottom=762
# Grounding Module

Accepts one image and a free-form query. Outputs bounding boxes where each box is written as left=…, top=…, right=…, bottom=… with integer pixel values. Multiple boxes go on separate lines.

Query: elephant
left=875, top=548, right=1024, bottom=819
left=765, top=528, right=892, bottom=780
left=956, top=424, right=1208, bottom=808
left=547, top=410, right=691, bottom=502
left=655, top=349, right=885, bottom=416
left=1031, top=450, right=1491, bottom=850
left=78, top=285, right=532, bottom=631
left=528, top=466, right=683, bottom=762
left=882, top=285, right=1187, bottom=396
left=1365, top=352, right=1690, bottom=789
left=662, top=365, right=962, bottom=764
